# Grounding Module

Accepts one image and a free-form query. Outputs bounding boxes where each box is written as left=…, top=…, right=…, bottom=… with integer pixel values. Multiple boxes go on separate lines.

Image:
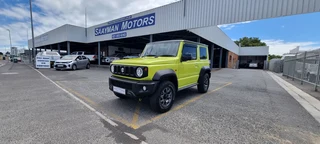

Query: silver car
left=54, top=55, right=90, bottom=70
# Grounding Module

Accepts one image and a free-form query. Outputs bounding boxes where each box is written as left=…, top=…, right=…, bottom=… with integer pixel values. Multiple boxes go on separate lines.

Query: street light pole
left=29, top=0, right=36, bottom=65
left=6, top=29, right=12, bottom=54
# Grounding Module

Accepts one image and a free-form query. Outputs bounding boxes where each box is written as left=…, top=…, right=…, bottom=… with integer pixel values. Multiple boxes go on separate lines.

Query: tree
left=268, top=54, right=282, bottom=61
left=234, top=37, right=267, bottom=47
left=0, top=52, right=3, bottom=55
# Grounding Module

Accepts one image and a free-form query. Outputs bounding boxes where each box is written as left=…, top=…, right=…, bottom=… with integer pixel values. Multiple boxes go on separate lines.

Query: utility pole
left=6, top=29, right=12, bottom=54
left=29, top=0, right=36, bottom=65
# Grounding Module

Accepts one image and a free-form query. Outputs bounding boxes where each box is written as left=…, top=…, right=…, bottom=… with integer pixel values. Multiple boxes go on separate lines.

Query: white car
left=104, top=53, right=126, bottom=64
left=249, top=63, right=258, bottom=68
left=70, top=51, right=97, bottom=62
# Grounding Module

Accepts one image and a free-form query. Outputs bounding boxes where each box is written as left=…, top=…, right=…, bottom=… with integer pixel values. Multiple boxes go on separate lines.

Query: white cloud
left=262, top=39, right=320, bottom=55
left=218, top=21, right=253, bottom=30
left=0, top=0, right=177, bottom=50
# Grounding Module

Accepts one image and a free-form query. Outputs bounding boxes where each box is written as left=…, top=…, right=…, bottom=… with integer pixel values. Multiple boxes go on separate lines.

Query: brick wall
left=227, top=51, right=239, bottom=68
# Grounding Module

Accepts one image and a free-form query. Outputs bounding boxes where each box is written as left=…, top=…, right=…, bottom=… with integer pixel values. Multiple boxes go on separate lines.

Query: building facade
left=28, top=0, right=320, bottom=68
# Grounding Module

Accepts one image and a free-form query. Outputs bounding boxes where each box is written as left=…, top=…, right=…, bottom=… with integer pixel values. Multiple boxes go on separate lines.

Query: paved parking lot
left=1, top=62, right=320, bottom=143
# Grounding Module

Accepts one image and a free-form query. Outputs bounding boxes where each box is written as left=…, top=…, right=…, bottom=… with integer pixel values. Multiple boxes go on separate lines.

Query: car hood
left=55, top=59, right=73, bottom=63
left=112, top=57, right=178, bottom=65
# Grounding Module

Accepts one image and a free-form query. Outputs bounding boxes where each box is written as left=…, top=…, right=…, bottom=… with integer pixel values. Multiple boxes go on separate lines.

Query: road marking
left=268, top=71, right=320, bottom=124
left=56, top=81, right=98, bottom=107
left=1, top=72, right=18, bottom=75
left=55, top=81, right=133, bottom=128
left=124, top=132, right=139, bottom=140
left=28, top=65, right=119, bottom=127
left=131, top=102, right=141, bottom=129
left=134, top=82, right=232, bottom=129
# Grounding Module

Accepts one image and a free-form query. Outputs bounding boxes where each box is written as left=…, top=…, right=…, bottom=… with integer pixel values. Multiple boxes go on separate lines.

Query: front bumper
left=109, top=76, right=158, bottom=98
left=54, top=63, right=73, bottom=69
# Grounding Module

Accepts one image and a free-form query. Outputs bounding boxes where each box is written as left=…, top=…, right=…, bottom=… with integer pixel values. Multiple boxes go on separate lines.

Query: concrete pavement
left=1, top=63, right=320, bottom=143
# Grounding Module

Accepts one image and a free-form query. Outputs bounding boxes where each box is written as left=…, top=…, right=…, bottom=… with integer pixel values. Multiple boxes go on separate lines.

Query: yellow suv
left=109, top=40, right=211, bottom=113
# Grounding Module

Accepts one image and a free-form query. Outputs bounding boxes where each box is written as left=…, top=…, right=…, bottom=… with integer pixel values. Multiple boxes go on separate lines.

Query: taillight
left=93, top=55, right=96, bottom=59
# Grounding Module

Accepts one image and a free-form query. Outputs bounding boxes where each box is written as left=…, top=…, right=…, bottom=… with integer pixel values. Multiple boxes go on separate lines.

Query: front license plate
left=113, top=86, right=126, bottom=95
left=58, top=65, right=64, bottom=67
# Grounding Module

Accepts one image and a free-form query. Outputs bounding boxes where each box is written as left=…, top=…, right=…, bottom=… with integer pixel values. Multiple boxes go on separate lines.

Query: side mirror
left=181, top=54, right=192, bottom=62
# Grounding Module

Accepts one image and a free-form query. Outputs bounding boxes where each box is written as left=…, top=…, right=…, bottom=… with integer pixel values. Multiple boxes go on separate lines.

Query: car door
left=81, top=56, right=88, bottom=68
left=76, top=56, right=83, bottom=68
left=178, top=43, right=199, bottom=88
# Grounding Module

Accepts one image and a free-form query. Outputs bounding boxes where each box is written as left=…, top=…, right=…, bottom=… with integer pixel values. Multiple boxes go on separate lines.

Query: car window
left=200, top=47, right=207, bottom=59
left=77, top=56, right=82, bottom=60
left=182, top=44, right=197, bottom=60
left=82, top=56, right=87, bottom=59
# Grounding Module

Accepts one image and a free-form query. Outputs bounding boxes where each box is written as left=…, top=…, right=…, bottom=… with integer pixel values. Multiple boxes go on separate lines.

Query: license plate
left=57, top=65, right=64, bottom=67
left=113, top=86, right=126, bottom=95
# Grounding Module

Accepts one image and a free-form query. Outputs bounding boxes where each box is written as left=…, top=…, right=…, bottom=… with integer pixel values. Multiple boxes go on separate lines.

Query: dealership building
left=28, top=0, right=320, bottom=69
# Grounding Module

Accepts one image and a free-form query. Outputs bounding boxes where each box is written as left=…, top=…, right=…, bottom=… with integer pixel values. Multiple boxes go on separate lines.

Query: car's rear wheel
left=114, top=93, right=127, bottom=99
left=72, top=64, right=77, bottom=71
left=86, top=64, right=90, bottom=69
left=150, top=81, right=176, bottom=113
left=198, top=73, right=210, bottom=93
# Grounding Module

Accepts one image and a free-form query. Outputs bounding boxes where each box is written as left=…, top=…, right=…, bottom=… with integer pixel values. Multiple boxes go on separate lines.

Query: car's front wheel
left=72, top=64, right=77, bottom=71
left=86, top=64, right=90, bottom=69
left=197, top=73, right=210, bottom=93
left=150, top=81, right=176, bottom=113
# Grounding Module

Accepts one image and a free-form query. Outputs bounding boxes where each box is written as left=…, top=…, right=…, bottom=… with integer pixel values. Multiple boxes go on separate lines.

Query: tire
left=114, top=92, right=127, bottom=99
left=86, top=64, right=90, bottom=69
left=56, top=69, right=61, bottom=71
left=150, top=81, right=176, bottom=113
left=197, top=73, right=210, bottom=93
left=72, top=64, right=77, bottom=71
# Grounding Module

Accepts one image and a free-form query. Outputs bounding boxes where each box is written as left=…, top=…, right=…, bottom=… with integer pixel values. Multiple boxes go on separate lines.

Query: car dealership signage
left=95, top=13, right=155, bottom=36
left=35, top=56, right=51, bottom=69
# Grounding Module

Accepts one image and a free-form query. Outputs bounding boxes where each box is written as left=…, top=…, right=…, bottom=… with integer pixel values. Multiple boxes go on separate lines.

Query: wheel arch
left=198, top=66, right=211, bottom=83
left=152, top=69, right=178, bottom=91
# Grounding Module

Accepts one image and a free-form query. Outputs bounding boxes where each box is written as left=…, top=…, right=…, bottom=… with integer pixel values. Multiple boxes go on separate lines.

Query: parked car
left=36, top=51, right=61, bottom=67
left=54, top=55, right=90, bottom=71
left=70, top=51, right=97, bottom=62
left=104, top=53, right=127, bottom=64
left=123, top=53, right=140, bottom=59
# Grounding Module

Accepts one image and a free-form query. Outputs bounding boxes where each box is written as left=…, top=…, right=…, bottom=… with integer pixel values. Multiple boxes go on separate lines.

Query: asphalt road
left=0, top=62, right=320, bottom=143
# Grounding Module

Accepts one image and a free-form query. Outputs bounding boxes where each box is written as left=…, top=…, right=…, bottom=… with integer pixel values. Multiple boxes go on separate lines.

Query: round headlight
left=136, top=67, right=143, bottom=77
left=110, top=65, right=115, bottom=73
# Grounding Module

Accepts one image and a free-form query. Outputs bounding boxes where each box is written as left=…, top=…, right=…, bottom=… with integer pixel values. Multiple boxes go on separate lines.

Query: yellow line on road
left=135, top=82, right=232, bottom=129
left=55, top=81, right=133, bottom=127
left=56, top=81, right=98, bottom=107
left=130, top=101, right=141, bottom=129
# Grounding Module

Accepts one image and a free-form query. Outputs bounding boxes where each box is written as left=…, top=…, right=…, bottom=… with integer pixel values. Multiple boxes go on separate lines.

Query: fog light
left=68, top=64, right=70, bottom=67
left=142, top=86, right=147, bottom=91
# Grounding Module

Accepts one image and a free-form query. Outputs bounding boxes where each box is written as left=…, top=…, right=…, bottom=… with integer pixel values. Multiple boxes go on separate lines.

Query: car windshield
left=45, top=52, right=59, bottom=55
left=61, top=55, right=77, bottom=60
left=141, top=41, right=180, bottom=57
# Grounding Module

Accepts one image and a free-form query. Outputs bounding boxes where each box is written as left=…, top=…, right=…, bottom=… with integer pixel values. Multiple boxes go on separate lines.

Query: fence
left=283, top=49, right=320, bottom=91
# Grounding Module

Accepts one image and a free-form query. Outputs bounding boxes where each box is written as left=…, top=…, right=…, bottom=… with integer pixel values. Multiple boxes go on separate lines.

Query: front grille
left=114, top=65, right=136, bottom=77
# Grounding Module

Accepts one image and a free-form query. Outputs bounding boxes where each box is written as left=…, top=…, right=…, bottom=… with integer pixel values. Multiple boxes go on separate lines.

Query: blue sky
left=0, top=0, right=320, bottom=55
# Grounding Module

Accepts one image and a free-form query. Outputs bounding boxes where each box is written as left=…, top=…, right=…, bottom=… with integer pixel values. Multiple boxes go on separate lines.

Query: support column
left=210, top=44, right=214, bottom=69
left=50, top=45, right=52, bottom=51
left=98, top=42, right=101, bottom=65
left=44, top=46, right=46, bottom=51
left=219, top=48, right=223, bottom=68
left=57, top=44, right=60, bottom=54
left=301, top=51, right=307, bottom=85
left=150, top=34, right=153, bottom=42
left=67, top=41, right=70, bottom=55
left=197, top=37, right=201, bottom=43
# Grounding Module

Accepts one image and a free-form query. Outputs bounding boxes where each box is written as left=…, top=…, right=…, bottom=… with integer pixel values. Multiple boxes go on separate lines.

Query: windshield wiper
left=157, top=55, right=175, bottom=57
left=142, top=54, right=156, bottom=57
